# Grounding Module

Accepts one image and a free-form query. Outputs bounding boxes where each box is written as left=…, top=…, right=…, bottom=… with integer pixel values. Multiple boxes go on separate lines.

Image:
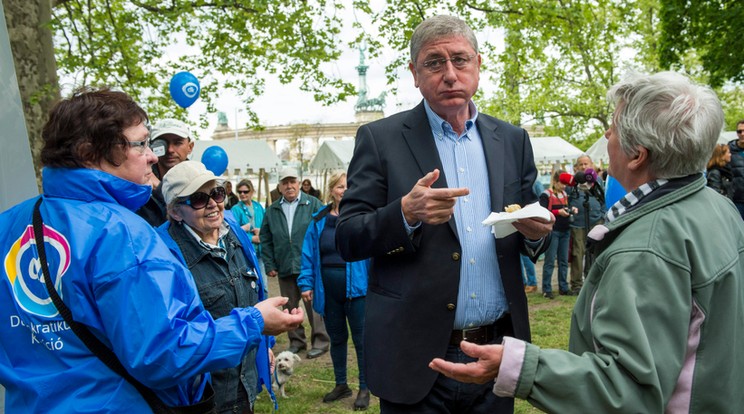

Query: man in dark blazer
left=336, top=15, right=554, bottom=413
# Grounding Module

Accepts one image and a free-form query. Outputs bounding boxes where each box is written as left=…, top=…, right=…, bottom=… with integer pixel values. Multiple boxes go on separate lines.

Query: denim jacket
left=163, top=220, right=263, bottom=411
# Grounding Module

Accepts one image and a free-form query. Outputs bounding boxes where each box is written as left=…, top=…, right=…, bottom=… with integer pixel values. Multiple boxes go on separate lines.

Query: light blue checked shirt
left=423, top=100, right=508, bottom=330
left=280, top=196, right=299, bottom=232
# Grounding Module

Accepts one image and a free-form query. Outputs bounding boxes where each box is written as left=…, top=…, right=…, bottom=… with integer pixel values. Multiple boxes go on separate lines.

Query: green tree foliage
left=658, top=0, right=744, bottom=88
left=720, top=88, right=744, bottom=130
left=50, top=0, right=356, bottom=132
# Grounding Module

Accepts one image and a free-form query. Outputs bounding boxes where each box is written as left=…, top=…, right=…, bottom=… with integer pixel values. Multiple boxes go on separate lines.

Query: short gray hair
left=410, top=15, right=478, bottom=64
left=607, top=71, right=724, bottom=179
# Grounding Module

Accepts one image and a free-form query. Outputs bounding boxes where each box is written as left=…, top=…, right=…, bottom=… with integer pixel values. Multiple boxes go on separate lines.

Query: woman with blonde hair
left=706, top=143, right=732, bottom=198
left=298, top=171, right=371, bottom=409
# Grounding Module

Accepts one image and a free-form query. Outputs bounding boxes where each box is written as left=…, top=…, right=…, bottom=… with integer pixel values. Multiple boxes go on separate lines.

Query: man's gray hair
left=607, top=71, right=724, bottom=179
left=410, top=15, right=478, bottom=64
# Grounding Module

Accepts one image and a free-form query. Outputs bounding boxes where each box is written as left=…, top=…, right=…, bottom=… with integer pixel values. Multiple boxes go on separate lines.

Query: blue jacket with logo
left=0, top=168, right=264, bottom=413
left=297, top=205, right=369, bottom=316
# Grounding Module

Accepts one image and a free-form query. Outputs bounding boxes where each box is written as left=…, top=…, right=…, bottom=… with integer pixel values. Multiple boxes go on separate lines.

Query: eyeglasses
left=737, top=129, right=744, bottom=134
left=127, top=139, right=150, bottom=153
left=421, top=54, right=476, bottom=73
left=237, top=190, right=251, bottom=194
left=178, top=187, right=226, bottom=210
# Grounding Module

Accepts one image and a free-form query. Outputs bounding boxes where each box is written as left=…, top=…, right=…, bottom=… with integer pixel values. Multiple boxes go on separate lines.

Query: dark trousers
left=380, top=318, right=515, bottom=414
left=322, top=266, right=366, bottom=388
left=216, top=386, right=252, bottom=414
left=278, top=274, right=329, bottom=351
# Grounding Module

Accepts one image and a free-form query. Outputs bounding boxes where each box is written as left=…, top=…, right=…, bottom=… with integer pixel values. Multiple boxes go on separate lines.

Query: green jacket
left=260, top=193, right=323, bottom=278
left=495, top=175, right=744, bottom=413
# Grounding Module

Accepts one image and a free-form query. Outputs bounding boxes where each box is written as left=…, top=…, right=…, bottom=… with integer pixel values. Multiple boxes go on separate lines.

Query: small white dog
left=274, top=351, right=301, bottom=397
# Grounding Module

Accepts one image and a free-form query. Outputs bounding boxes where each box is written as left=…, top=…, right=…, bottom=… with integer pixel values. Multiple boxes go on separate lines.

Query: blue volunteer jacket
left=0, top=168, right=264, bottom=413
left=297, top=205, right=369, bottom=315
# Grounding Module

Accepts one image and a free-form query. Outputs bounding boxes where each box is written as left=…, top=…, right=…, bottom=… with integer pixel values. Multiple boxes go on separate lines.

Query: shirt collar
left=280, top=196, right=300, bottom=205
left=605, top=178, right=669, bottom=223
left=42, top=167, right=152, bottom=212
left=182, top=220, right=231, bottom=253
left=423, top=100, right=479, bottom=140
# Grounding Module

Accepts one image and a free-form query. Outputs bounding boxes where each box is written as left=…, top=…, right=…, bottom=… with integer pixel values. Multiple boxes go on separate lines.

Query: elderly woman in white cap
left=157, top=160, right=278, bottom=414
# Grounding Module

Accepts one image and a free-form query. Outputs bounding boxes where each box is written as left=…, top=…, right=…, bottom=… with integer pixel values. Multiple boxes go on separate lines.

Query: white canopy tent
left=192, top=140, right=282, bottom=204
left=719, top=131, right=736, bottom=145
left=308, top=137, right=584, bottom=171
left=192, top=139, right=281, bottom=174
left=309, top=140, right=355, bottom=171
left=586, top=131, right=738, bottom=166
left=530, top=136, right=584, bottom=165
left=308, top=140, right=355, bottom=193
left=585, top=137, right=608, bottom=166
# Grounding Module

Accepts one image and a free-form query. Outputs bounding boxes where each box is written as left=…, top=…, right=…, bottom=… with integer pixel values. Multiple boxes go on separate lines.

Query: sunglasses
left=237, top=190, right=251, bottom=194
left=737, top=129, right=744, bottom=134
left=178, top=187, right=226, bottom=210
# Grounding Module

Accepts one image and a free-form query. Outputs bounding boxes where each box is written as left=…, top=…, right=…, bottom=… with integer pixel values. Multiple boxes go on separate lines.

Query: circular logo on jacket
left=3, top=225, right=71, bottom=317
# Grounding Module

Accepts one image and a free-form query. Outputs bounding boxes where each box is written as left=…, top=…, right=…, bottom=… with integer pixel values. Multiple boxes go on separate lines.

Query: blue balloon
left=201, top=146, right=228, bottom=176
left=604, top=175, right=627, bottom=209
left=169, top=71, right=200, bottom=108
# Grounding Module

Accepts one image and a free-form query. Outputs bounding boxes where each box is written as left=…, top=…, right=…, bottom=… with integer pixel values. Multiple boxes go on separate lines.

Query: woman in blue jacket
left=0, top=89, right=303, bottom=413
left=231, top=179, right=266, bottom=280
left=298, top=172, right=370, bottom=410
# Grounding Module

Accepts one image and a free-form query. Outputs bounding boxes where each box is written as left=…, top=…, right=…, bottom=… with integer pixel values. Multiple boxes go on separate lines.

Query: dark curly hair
left=40, top=87, right=148, bottom=168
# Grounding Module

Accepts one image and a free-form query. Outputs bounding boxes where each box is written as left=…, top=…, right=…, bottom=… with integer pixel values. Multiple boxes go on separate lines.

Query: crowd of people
left=701, top=120, right=744, bottom=219
left=534, top=154, right=608, bottom=299
left=1, top=13, right=743, bottom=414
left=538, top=170, right=577, bottom=299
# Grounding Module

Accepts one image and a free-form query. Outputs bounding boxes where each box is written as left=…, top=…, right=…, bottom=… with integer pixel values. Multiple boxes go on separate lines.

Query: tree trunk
left=4, top=0, right=60, bottom=189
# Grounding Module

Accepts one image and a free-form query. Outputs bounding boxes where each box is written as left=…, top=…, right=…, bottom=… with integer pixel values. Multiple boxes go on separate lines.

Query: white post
left=234, top=108, right=239, bottom=140
left=0, top=1, right=39, bottom=213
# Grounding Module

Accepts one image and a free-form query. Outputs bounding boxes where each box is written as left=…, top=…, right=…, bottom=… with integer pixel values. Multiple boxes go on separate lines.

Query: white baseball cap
left=278, top=167, right=299, bottom=182
left=150, top=118, right=191, bottom=141
left=162, top=161, right=217, bottom=205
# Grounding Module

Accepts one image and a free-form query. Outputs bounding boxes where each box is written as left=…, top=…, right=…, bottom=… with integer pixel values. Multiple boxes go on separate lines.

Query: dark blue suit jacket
left=336, top=101, right=543, bottom=404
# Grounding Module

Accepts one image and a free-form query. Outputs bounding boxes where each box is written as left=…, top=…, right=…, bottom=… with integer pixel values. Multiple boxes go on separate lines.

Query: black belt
left=450, top=316, right=511, bottom=346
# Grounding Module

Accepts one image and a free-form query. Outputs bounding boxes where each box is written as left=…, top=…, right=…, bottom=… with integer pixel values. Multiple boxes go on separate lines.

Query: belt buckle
left=461, top=326, right=480, bottom=343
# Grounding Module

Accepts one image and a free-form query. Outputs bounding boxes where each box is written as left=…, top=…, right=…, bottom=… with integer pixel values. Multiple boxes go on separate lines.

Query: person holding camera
left=135, top=118, right=194, bottom=227
left=539, top=171, right=577, bottom=299
left=568, top=155, right=607, bottom=294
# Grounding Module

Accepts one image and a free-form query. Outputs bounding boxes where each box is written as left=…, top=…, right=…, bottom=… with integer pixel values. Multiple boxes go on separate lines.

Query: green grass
left=253, top=292, right=577, bottom=413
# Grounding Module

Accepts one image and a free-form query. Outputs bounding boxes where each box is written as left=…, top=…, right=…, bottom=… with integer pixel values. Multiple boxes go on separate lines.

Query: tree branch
left=461, top=1, right=524, bottom=16
left=129, top=0, right=258, bottom=14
